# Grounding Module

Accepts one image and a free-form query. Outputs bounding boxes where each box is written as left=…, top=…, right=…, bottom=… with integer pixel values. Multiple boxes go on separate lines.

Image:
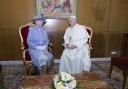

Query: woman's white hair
left=70, top=15, right=77, bottom=20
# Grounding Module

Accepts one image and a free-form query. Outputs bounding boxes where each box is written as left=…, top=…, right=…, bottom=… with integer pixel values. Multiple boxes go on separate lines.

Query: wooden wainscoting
left=0, top=28, right=126, bottom=60
left=91, top=31, right=123, bottom=57
left=48, top=30, right=65, bottom=59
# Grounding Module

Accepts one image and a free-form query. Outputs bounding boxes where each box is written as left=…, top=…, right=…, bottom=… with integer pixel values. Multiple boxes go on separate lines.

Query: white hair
left=70, top=15, right=77, bottom=20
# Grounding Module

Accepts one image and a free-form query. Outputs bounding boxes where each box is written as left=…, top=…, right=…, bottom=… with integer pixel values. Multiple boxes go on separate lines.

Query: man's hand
left=65, top=44, right=77, bottom=49
left=69, top=44, right=77, bottom=49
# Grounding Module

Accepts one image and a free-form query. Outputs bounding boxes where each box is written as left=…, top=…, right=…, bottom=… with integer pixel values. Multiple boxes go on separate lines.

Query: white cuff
left=36, top=45, right=46, bottom=50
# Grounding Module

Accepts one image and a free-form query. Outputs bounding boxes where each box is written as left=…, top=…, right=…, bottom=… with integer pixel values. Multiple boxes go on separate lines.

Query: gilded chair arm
left=89, top=45, right=93, bottom=50
left=22, top=49, right=28, bottom=60
left=88, top=39, right=93, bottom=50
left=48, top=42, right=53, bottom=46
left=83, top=26, right=93, bottom=50
left=21, top=42, right=24, bottom=50
left=48, top=42, right=53, bottom=53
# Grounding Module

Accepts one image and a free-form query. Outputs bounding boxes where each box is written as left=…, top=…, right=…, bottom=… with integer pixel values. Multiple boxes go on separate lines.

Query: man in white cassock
left=59, top=15, right=91, bottom=74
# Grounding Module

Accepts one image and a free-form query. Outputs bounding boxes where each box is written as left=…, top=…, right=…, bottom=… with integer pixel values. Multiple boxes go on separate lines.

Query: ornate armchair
left=19, top=23, right=53, bottom=75
left=19, top=23, right=35, bottom=75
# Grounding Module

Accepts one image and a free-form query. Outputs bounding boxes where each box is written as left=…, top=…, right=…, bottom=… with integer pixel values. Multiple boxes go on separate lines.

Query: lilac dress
left=27, top=26, right=52, bottom=70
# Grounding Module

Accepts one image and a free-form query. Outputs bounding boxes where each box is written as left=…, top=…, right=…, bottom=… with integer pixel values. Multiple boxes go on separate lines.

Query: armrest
left=48, top=42, right=53, bottom=53
left=21, top=42, right=24, bottom=50
left=83, top=26, right=93, bottom=50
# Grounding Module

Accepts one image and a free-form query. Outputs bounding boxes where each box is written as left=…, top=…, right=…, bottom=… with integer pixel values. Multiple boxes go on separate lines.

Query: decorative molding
left=0, top=61, right=23, bottom=65
left=0, top=58, right=111, bottom=65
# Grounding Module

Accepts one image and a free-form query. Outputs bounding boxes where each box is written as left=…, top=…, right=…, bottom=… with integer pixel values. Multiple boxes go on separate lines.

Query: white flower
left=53, top=72, right=77, bottom=89
left=69, top=80, right=76, bottom=88
left=54, top=81, right=64, bottom=89
left=60, top=72, right=75, bottom=82
left=53, top=75, right=59, bottom=82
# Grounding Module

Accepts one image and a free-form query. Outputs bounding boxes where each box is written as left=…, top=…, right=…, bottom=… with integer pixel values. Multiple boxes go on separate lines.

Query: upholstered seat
left=20, top=26, right=29, bottom=49
left=109, top=57, right=128, bottom=89
left=111, top=57, right=128, bottom=70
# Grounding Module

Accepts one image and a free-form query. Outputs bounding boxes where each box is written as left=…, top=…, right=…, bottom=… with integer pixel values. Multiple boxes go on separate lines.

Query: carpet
left=0, top=61, right=128, bottom=89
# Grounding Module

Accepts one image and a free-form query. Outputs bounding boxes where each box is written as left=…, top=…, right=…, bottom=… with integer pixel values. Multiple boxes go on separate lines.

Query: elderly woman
left=27, top=14, right=52, bottom=75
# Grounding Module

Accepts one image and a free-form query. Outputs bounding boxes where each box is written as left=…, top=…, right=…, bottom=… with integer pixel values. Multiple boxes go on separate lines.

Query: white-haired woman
left=27, top=14, right=52, bottom=75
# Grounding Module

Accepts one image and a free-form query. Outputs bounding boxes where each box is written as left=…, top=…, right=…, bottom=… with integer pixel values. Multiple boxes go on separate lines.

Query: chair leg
left=0, top=74, right=3, bottom=88
left=122, top=72, right=127, bottom=89
left=24, top=64, right=28, bottom=76
left=0, top=65, right=3, bottom=88
left=109, top=62, right=113, bottom=78
left=23, top=61, right=28, bottom=76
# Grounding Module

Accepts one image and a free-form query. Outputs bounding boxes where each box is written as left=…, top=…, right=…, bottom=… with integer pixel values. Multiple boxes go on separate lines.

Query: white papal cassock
left=59, top=23, right=91, bottom=74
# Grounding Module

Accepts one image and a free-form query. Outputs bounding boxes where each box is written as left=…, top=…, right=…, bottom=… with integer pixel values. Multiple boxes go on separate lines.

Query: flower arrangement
left=51, top=72, right=83, bottom=89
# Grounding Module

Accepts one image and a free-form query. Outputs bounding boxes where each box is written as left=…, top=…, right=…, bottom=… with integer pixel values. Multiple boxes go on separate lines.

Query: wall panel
left=0, top=29, right=21, bottom=60
left=78, top=0, right=110, bottom=31
left=109, top=0, right=128, bottom=31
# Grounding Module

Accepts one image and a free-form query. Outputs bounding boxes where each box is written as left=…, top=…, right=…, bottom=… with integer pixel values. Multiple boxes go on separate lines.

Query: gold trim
left=83, top=25, right=93, bottom=50
left=19, top=23, right=35, bottom=76
left=19, top=23, right=35, bottom=50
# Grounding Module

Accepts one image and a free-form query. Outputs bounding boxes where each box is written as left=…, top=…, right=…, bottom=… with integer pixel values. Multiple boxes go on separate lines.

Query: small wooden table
left=19, top=72, right=112, bottom=89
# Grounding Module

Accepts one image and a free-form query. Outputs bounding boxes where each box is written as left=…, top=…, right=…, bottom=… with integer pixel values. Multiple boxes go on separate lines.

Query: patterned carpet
left=0, top=61, right=128, bottom=89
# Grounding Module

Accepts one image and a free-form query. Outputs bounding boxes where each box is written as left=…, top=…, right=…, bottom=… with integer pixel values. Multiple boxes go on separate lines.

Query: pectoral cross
left=69, top=36, right=72, bottom=47
left=69, top=36, right=72, bottom=42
